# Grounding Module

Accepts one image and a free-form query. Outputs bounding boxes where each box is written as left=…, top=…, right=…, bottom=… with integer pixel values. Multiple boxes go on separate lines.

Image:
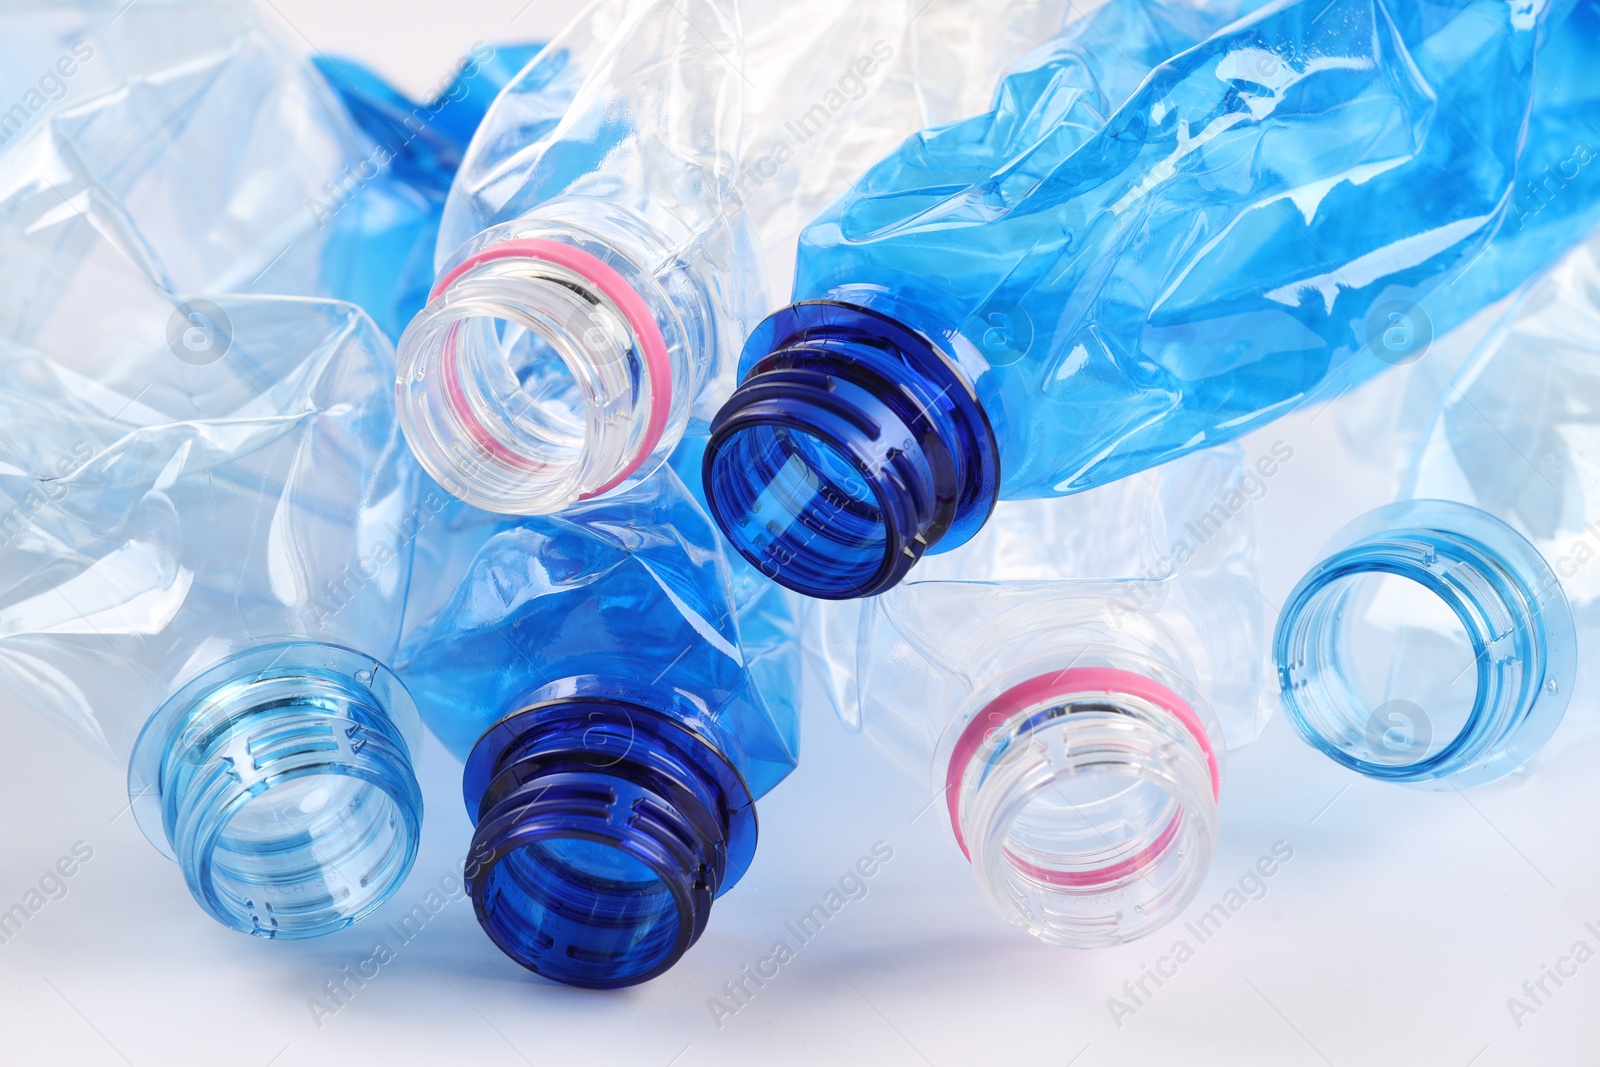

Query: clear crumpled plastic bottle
left=1276, top=225, right=1600, bottom=789
left=807, top=443, right=1274, bottom=946
left=1, top=0, right=536, bottom=341
left=396, top=0, right=1075, bottom=517
left=703, top=0, right=1600, bottom=599
left=397, top=437, right=798, bottom=988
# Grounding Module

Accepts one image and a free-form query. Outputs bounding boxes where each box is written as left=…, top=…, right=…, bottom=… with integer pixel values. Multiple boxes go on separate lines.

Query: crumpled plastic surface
left=0, top=1, right=431, bottom=757
left=794, top=0, right=1592, bottom=498
left=399, top=437, right=799, bottom=798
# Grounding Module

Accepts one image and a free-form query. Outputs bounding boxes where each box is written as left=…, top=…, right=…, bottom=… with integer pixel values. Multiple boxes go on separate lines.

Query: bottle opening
left=462, top=686, right=756, bottom=988
left=397, top=239, right=673, bottom=515
left=1275, top=499, right=1576, bottom=787
left=705, top=301, right=998, bottom=600
left=476, top=835, right=687, bottom=983
left=704, top=420, right=890, bottom=597
left=945, top=668, right=1220, bottom=948
left=132, top=645, right=423, bottom=939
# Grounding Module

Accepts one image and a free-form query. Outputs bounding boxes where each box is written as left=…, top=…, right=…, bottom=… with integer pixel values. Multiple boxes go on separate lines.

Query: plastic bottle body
left=1277, top=232, right=1600, bottom=786
left=707, top=0, right=1599, bottom=598
left=808, top=444, right=1272, bottom=945
left=398, top=446, right=798, bottom=987
left=311, top=43, right=548, bottom=340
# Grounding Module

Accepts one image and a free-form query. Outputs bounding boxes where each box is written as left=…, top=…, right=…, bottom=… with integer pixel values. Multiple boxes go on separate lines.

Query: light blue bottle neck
left=129, top=643, right=422, bottom=939
left=1275, top=500, right=1576, bottom=788
left=459, top=676, right=756, bottom=988
left=703, top=296, right=1000, bottom=599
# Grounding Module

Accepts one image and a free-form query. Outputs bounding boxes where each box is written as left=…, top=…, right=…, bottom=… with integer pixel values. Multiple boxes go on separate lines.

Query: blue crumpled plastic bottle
left=704, top=0, right=1600, bottom=599
left=398, top=438, right=799, bottom=988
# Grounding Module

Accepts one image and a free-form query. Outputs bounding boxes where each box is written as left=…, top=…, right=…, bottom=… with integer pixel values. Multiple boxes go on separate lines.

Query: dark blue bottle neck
left=703, top=300, right=998, bottom=599
left=461, top=678, right=756, bottom=988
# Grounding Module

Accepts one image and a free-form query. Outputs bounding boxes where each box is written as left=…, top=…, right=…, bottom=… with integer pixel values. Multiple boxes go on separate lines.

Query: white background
left=2, top=2, right=1599, bottom=1065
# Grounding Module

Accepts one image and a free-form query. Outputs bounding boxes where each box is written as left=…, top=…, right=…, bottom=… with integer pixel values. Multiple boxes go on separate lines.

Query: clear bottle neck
left=397, top=200, right=707, bottom=515
left=1275, top=498, right=1576, bottom=788
left=939, top=662, right=1221, bottom=948
left=128, top=643, right=423, bottom=939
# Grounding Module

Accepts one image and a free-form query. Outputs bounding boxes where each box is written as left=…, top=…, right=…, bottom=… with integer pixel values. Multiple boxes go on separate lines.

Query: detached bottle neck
left=941, top=666, right=1220, bottom=948
left=704, top=300, right=999, bottom=599
left=397, top=202, right=702, bottom=515
left=460, top=679, right=756, bottom=988
left=1275, top=499, right=1576, bottom=788
left=129, top=644, right=423, bottom=939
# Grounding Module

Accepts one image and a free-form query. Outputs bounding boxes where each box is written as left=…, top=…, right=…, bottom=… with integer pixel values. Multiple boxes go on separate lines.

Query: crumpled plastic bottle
left=0, top=242, right=428, bottom=937
left=0, top=0, right=531, bottom=938
left=807, top=443, right=1273, bottom=946
left=396, top=0, right=1075, bottom=518
left=397, top=438, right=798, bottom=988
left=703, top=0, right=1600, bottom=599
left=1276, top=225, right=1600, bottom=789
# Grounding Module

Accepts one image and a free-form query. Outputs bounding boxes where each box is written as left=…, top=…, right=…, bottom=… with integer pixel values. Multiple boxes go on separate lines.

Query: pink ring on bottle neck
left=429, top=238, right=673, bottom=501
left=944, top=667, right=1221, bottom=885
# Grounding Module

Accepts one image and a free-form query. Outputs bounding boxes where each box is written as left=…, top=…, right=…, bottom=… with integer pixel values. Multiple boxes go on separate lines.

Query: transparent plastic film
left=0, top=1, right=256, bottom=155
left=0, top=0, right=517, bottom=340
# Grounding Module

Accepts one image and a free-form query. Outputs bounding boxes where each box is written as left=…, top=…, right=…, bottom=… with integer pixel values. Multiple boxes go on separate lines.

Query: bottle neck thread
left=397, top=225, right=685, bottom=515
left=461, top=680, right=756, bottom=988
left=703, top=300, right=998, bottom=599
left=131, top=644, right=423, bottom=939
left=944, top=668, right=1220, bottom=948
left=1275, top=499, right=1576, bottom=788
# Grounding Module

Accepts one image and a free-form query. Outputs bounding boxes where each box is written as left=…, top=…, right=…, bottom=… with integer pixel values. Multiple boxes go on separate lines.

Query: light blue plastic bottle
left=0, top=3, right=482, bottom=938
left=0, top=274, right=428, bottom=938
left=703, top=0, right=1600, bottom=599
left=398, top=439, right=799, bottom=988
left=1276, top=226, right=1600, bottom=789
